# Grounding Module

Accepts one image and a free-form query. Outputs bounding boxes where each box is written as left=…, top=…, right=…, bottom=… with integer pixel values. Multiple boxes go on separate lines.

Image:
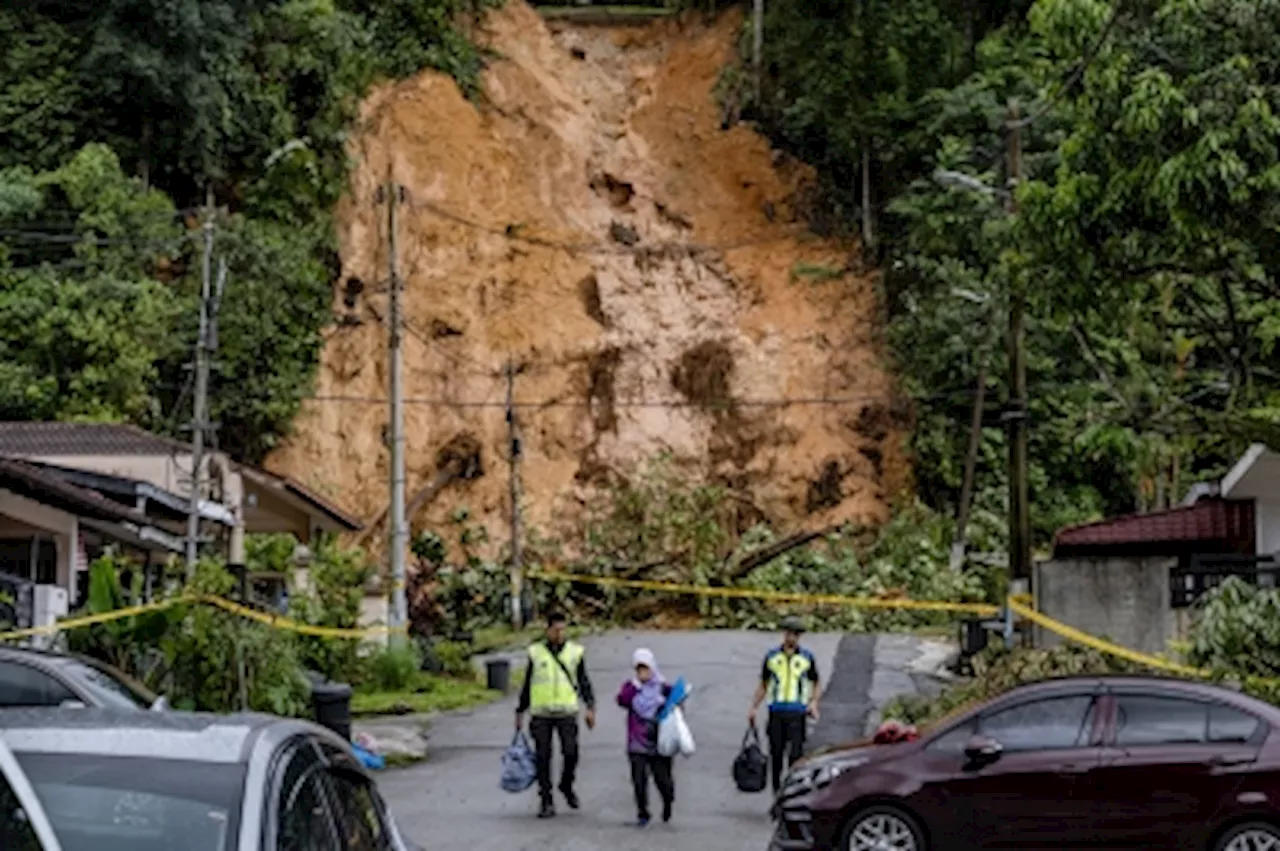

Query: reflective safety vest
left=528, top=641, right=584, bottom=716
left=765, top=647, right=815, bottom=713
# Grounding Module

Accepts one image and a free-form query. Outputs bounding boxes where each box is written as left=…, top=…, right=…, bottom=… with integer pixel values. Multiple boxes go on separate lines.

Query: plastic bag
left=732, top=725, right=768, bottom=792
left=500, top=731, right=537, bottom=793
left=658, top=706, right=695, bottom=758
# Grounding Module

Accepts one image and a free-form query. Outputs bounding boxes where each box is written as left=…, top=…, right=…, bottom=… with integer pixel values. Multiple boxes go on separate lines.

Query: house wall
left=1257, top=497, right=1280, bottom=556
left=0, top=489, right=76, bottom=595
left=1034, top=556, right=1176, bottom=655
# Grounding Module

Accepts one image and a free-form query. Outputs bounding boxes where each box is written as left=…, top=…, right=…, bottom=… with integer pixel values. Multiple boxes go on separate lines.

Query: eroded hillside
left=266, top=1, right=907, bottom=555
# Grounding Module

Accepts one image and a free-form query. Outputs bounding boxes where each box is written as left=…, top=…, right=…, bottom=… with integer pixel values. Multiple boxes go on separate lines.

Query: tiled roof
left=0, top=422, right=186, bottom=457
left=1053, top=498, right=1255, bottom=555
left=0, top=457, right=148, bottom=525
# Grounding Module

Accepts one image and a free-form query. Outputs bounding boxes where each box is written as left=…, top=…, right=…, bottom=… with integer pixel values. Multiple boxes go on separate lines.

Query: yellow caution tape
left=528, top=571, right=1001, bottom=616
left=0, top=595, right=406, bottom=642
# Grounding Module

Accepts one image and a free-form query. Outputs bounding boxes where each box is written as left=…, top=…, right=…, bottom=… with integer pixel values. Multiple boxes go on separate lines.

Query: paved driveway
left=379, top=630, right=945, bottom=851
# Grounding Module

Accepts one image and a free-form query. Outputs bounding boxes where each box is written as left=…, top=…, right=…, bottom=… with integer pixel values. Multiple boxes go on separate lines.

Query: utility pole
left=1005, top=100, right=1031, bottom=585
left=186, top=198, right=215, bottom=578
left=384, top=174, right=409, bottom=639
left=506, top=359, right=524, bottom=629
left=752, top=0, right=764, bottom=105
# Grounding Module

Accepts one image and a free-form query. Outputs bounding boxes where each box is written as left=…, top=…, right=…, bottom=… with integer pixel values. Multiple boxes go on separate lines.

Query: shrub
left=366, top=643, right=422, bottom=692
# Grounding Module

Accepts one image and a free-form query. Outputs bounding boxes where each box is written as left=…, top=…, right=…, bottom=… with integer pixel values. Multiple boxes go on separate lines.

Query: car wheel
left=1217, top=821, right=1280, bottom=851
left=842, top=804, right=925, bottom=851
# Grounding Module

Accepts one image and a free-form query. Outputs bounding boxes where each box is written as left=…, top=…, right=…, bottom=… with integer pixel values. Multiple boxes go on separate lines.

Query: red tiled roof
left=1054, top=498, right=1255, bottom=553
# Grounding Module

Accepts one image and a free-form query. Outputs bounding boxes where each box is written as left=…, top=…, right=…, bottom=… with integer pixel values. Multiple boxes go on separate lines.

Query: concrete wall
left=1034, top=556, right=1176, bottom=655
left=1257, top=497, right=1280, bottom=557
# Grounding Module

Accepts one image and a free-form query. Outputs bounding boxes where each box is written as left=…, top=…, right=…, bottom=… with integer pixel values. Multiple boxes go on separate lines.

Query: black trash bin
left=486, top=658, right=511, bottom=694
left=311, top=680, right=353, bottom=741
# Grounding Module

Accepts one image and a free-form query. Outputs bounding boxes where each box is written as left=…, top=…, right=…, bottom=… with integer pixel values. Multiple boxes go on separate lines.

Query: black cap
left=779, top=616, right=806, bottom=633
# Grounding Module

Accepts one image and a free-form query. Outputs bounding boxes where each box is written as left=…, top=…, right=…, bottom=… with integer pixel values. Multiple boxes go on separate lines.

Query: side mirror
left=963, top=734, right=1003, bottom=765
left=151, top=695, right=170, bottom=712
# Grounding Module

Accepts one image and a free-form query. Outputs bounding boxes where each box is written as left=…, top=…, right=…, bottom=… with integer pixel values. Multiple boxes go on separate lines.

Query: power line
left=408, top=197, right=812, bottom=257
left=302, top=391, right=967, bottom=410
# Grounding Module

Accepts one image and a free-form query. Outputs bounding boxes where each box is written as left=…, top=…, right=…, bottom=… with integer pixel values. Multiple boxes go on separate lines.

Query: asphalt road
left=380, top=630, right=945, bottom=851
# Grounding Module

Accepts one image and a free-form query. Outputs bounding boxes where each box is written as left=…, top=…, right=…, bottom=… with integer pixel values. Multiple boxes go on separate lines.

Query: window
left=926, top=719, right=977, bottom=754
left=1114, top=695, right=1207, bottom=746
left=1209, top=703, right=1262, bottom=744
left=326, top=771, right=389, bottom=851
left=17, top=752, right=243, bottom=851
left=0, top=770, right=42, bottom=851
left=0, top=663, right=76, bottom=707
left=979, top=695, right=1097, bottom=751
left=277, top=746, right=340, bottom=851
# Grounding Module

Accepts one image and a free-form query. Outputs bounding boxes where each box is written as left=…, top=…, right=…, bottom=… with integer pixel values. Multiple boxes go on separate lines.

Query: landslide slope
left=267, top=1, right=907, bottom=553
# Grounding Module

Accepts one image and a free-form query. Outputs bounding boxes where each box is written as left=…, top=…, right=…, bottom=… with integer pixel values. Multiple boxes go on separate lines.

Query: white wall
left=1257, top=498, right=1280, bottom=557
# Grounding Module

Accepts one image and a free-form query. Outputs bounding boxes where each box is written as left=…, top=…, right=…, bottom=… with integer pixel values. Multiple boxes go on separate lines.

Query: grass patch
left=352, top=673, right=498, bottom=717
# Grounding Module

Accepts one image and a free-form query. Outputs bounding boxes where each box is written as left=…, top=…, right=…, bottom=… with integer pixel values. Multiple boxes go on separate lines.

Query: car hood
left=795, top=737, right=906, bottom=771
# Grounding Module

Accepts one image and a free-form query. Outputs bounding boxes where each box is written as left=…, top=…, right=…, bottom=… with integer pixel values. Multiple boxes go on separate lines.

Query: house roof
left=0, top=457, right=149, bottom=526
left=1222, top=443, right=1280, bottom=500
left=0, top=422, right=186, bottom=457
left=238, top=466, right=362, bottom=533
left=1053, top=497, right=1255, bottom=556
left=21, top=462, right=235, bottom=526
left=0, top=423, right=361, bottom=532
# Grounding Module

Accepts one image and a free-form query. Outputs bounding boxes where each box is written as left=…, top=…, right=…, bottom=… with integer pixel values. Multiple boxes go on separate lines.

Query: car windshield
left=61, top=659, right=156, bottom=709
left=15, top=752, right=244, bottom=851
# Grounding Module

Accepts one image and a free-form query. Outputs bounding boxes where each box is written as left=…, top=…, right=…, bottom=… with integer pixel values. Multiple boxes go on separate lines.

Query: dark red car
left=771, top=675, right=1280, bottom=851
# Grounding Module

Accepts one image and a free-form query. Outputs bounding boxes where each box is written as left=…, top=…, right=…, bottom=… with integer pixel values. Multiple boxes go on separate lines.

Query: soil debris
left=266, top=1, right=906, bottom=554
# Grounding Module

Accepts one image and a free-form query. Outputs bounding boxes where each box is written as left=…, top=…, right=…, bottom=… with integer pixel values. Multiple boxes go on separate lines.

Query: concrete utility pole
left=506, top=359, right=524, bottom=630
left=1005, top=100, right=1031, bottom=585
left=384, top=174, right=409, bottom=638
left=186, top=199, right=216, bottom=578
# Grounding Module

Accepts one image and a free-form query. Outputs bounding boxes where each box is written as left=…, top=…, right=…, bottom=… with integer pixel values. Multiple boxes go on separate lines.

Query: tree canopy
left=749, top=0, right=1280, bottom=542
left=0, top=0, right=493, bottom=461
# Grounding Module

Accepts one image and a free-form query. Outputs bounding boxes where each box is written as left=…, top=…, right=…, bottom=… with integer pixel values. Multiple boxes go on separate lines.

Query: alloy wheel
left=847, top=811, right=918, bottom=851
left=1225, top=828, right=1280, bottom=851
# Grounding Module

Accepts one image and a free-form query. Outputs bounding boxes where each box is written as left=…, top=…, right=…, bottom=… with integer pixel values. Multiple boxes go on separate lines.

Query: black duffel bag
left=733, top=725, right=769, bottom=793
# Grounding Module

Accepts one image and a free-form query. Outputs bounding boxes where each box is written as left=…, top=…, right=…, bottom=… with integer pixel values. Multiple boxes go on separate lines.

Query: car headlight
left=784, top=758, right=867, bottom=794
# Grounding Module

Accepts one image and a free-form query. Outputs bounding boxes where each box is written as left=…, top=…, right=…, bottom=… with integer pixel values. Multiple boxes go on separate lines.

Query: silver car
left=0, top=708, right=420, bottom=851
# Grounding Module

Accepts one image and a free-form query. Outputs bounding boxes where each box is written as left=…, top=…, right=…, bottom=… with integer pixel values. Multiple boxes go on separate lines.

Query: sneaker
left=560, top=787, right=580, bottom=810
left=637, top=816, right=650, bottom=828
left=538, top=802, right=556, bottom=819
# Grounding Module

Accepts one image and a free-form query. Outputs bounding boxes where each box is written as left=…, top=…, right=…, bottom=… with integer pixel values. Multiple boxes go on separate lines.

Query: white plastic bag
left=658, top=706, right=695, bottom=758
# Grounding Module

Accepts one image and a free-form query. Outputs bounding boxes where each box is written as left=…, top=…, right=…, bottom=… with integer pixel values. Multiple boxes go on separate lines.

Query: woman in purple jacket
left=616, top=648, right=674, bottom=827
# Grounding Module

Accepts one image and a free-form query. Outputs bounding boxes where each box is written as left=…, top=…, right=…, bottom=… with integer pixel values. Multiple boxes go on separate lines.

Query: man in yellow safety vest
left=516, top=611, right=596, bottom=818
left=747, top=615, right=822, bottom=794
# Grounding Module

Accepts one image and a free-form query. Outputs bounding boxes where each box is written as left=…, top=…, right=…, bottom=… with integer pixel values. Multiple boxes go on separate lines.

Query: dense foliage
left=748, top=0, right=1280, bottom=544
left=69, top=535, right=380, bottom=716
left=408, top=455, right=999, bottom=634
left=0, top=0, right=494, bottom=461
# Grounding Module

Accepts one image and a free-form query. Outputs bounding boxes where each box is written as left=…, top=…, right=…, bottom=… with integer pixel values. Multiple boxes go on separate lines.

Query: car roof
left=1001, top=674, right=1280, bottom=716
left=0, top=708, right=297, bottom=764
left=0, top=645, right=113, bottom=670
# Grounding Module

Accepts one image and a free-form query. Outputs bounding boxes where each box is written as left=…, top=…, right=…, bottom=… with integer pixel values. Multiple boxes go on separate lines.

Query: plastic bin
left=312, top=680, right=353, bottom=741
left=486, top=658, right=511, bottom=693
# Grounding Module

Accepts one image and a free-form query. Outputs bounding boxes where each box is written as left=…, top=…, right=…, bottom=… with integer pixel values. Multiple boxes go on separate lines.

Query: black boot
left=538, top=799, right=555, bottom=819
left=560, top=786, right=579, bottom=810
left=662, top=800, right=672, bottom=823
